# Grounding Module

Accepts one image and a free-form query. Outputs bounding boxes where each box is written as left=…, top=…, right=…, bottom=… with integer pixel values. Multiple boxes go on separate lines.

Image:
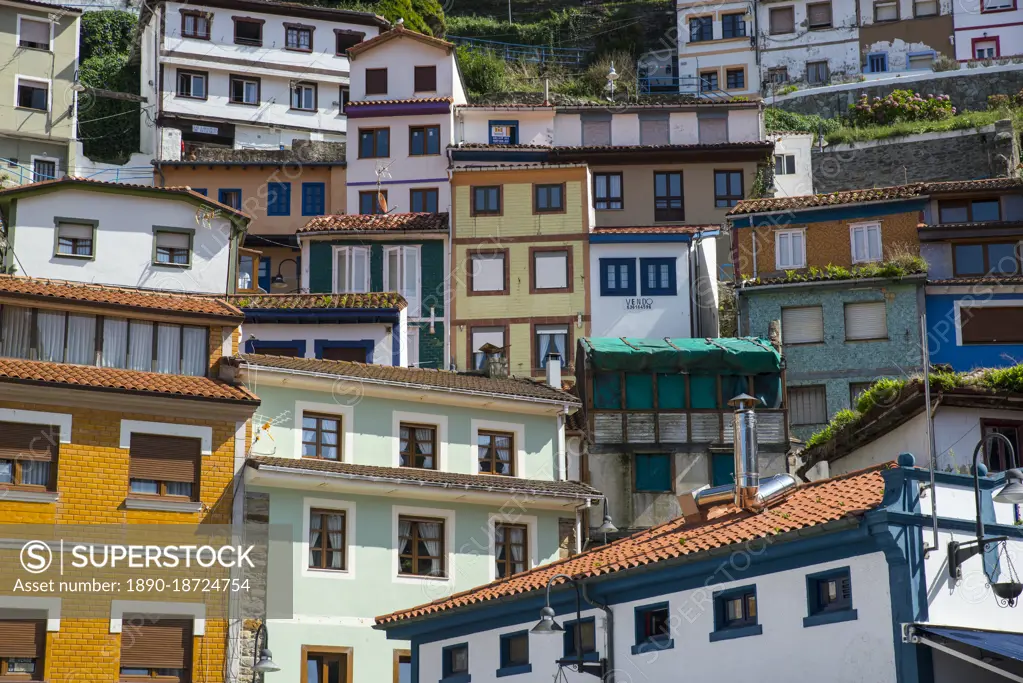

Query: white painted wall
left=553, top=114, right=582, bottom=146
left=758, top=0, right=861, bottom=82
left=676, top=0, right=758, bottom=95
left=242, top=317, right=403, bottom=365
left=858, top=0, right=953, bottom=25
left=611, top=114, right=641, bottom=146
left=348, top=37, right=457, bottom=101
left=954, top=12, right=1023, bottom=60
left=728, top=109, right=761, bottom=142
left=669, top=112, right=698, bottom=144
left=13, top=188, right=234, bottom=293
left=770, top=133, right=814, bottom=197
left=457, top=109, right=555, bottom=146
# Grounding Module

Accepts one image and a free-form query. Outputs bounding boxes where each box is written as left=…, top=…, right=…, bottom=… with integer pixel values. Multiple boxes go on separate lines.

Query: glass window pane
left=128, top=321, right=154, bottom=371
left=1, top=305, right=33, bottom=359
left=940, top=204, right=969, bottom=223
left=130, top=479, right=159, bottom=494
left=972, top=200, right=1000, bottom=222
left=954, top=244, right=985, bottom=275
left=156, top=324, right=181, bottom=374
left=988, top=244, right=1018, bottom=274
left=37, top=310, right=66, bottom=362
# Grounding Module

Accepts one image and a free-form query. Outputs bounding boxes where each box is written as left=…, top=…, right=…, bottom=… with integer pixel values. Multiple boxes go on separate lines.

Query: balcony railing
left=590, top=409, right=788, bottom=446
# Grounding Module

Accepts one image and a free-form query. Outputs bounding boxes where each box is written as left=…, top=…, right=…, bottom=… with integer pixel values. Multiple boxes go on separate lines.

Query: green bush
left=989, top=90, right=1023, bottom=109
left=981, top=365, right=1023, bottom=394
left=848, top=90, right=955, bottom=126
left=456, top=44, right=506, bottom=98
left=80, top=10, right=136, bottom=61
left=376, top=0, right=431, bottom=35
left=804, top=409, right=860, bottom=450
left=578, top=50, right=636, bottom=99
left=447, top=10, right=583, bottom=46
left=78, top=53, right=140, bottom=164
left=932, top=54, right=959, bottom=72
left=764, top=108, right=842, bottom=137
left=411, top=0, right=445, bottom=36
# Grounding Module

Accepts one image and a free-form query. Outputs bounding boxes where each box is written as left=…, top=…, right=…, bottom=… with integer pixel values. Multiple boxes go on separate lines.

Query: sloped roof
left=375, top=462, right=893, bottom=625
left=225, top=293, right=407, bottom=310
left=590, top=225, right=718, bottom=235
left=346, top=97, right=453, bottom=107
left=298, top=213, right=449, bottom=234
left=347, top=26, right=454, bottom=57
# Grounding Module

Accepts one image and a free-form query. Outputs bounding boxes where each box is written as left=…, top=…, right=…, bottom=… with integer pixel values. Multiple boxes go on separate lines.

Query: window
left=414, top=65, right=437, bottom=92
left=700, top=71, right=719, bottom=92
left=714, top=587, right=758, bottom=631
left=154, top=230, right=191, bottom=266
left=494, top=523, right=527, bottom=577
left=0, top=616, right=45, bottom=679
left=359, top=128, right=390, bottom=158
left=32, top=158, right=55, bottom=182
left=303, top=648, right=350, bottom=683
left=867, top=53, right=888, bottom=73
left=285, top=23, right=313, bottom=51
left=908, top=52, right=935, bottom=70
left=309, top=509, right=346, bottom=570
left=233, top=18, right=262, bottom=45
left=0, top=421, right=58, bottom=491
left=806, top=61, right=829, bottom=85
left=470, top=327, right=505, bottom=369
left=639, top=115, right=669, bottom=145
left=471, top=186, right=501, bottom=216
left=359, top=190, right=387, bottom=215
left=410, top=188, right=438, bottom=213
left=698, top=115, right=727, bottom=143
left=181, top=11, right=210, bottom=38
left=914, top=0, right=938, bottom=14
left=18, top=17, right=50, bottom=50
left=335, top=29, right=363, bottom=54
left=581, top=116, right=611, bottom=146
left=974, top=39, right=998, bottom=59
left=767, top=66, right=789, bottom=84
left=849, top=382, right=873, bottom=407
left=954, top=242, right=1020, bottom=276
left=385, top=245, right=421, bottom=316
left=640, top=257, right=676, bottom=296
left=532, top=248, right=569, bottom=292
left=176, top=70, right=206, bottom=99
left=398, top=516, right=445, bottom=576
left=16, top=78, right=48, bottom=110
left=229, top=75, right=259, bottom=105
left=78, top=316, right=204, bottom=375
left=939, top=199, right=1000, bottom=223
left=635, top=603, right=672, bottom=651
left=593, top=173, right=623, bottom=210
left=400, top=423, right=436, bottom=469
left=218, top=188, right=241, bottom=210
left=118, top=618, right=191, bottom=682
left=394, top=651, right=412, bottom=683
left=301, top=182, right=325, bottom=216
left=489, top=120, right=518, bottom=144
left=769, top=6, right=795, bottom=33
left=534, top=184, right=565, bottom=213
left=983, top=0, right=1014, bottom=10
left=782, top=306, right=824, bottom=345
left=775, top=229, right=805, bottom=269
left=807, top=2, right=832, bottom=27
left=291, top=82, right=316, bottom=111
left=128, top=433, right=200, bottom=500
left=267, top=181, right=291, bottom=216
left=479, top=431, right=514, bottom=475
left=56, top=220, right=94, bottom=257
left=775, top=154, right=796, bottom=175
left=714, top=170, right=743, bottom=208
left=844, top=301, right=888, bottom=341
left=806, top=568, right=854, bottom=618
left=981, top=421, right=1022, bottom=471
left=499, top=632, right=530, bottom=672
left=469, top=251, right=507, bottom=294
left=600, top=258, right=636, bottom=296
left=406, top=328, right=419, bottom=368
left=334, top=246, right=369, bottom=293
left=441, top=644, right=468, bottom=680
left=960, top=306, right=1023, bottom=344
left=339, top=85, right=350, bottom=113
left=301, top=413, right=341, bottom=460
left=725, top=68, right=745, bottom=90
left=635, top=453, right=672, bottom=492
left=722, top=13, right=746, bottom=38
left=563, top=618, right=596, bottom=659
left=409, top=125, right=440, bottom=155
left=365, top=68, right=388, bottom=95
left=654, top=171, right=684, bottom=221
left=237, top=248, right=259, bottom=292
left=535, top=325, right=568, bottom=370
left=850, top=222, right=882, bottom=263
left=874, top=0, right=898, bottom=20
left=689, top=16, right=713, bottom=42
left=789, top=385, right=828, bottom=425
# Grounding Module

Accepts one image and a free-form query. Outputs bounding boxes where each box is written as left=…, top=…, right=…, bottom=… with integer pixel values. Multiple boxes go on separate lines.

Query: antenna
left=375, top=161, right=396, bottom=214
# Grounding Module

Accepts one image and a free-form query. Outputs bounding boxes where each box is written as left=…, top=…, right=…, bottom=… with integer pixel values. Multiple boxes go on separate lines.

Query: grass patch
left=753, top=254, right=927, bottom=285
left=824, top=107, right=1023, bottom=145
left=804, top=409, right=859, bottom=450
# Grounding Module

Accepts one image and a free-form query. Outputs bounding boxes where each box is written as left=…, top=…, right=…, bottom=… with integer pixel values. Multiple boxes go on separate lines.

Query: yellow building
left=450, top=164, right=590, bottom=379
left=0, top=275, right=259, bottom=683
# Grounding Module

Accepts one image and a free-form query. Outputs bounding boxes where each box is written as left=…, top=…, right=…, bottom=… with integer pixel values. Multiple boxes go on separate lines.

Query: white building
left=0, top=177, right=249, bottom=294
left=769, top=131, right=814, bottom=196
left=138, top=0, right=387, bottom=157
left=953, top=0, right=1023, bottom=60
left=676, top=0, right=758, bottom=96
left=759, top=0, right=860, bottom=86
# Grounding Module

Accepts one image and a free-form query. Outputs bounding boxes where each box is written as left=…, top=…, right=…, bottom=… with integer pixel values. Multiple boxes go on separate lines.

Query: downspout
left=574, top=498, right=593, bottom=554
left=689, top=235, right=699, bottom=338
left=446, top=162, right=455, bottom=369
left=154, top=160, right=166, bottom=187
left=581, top=583, right=614, bottom=683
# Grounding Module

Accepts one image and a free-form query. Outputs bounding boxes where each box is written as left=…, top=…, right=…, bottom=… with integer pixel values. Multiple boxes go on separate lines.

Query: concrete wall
left=758, top=0, right=860, bottom=84
left=770, top=132, right=814, bottom=197
left=348, top=36, right=454, bottom=102
left=551, top=108, right=762, bottom=146
left=858, top=14, right=954, bottom=74
left=241, top=318, right=401, bottom=365
left=458, top=109, right=555, bottom=146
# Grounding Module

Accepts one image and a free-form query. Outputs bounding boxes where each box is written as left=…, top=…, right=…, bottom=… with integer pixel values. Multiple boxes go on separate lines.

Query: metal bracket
left=556, top=658, right=607, bottom=679
left=948, top=536, right=1007, bottom=580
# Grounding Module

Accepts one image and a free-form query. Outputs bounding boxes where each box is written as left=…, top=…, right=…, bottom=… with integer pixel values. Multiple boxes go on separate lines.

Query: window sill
left=397, top=573, right=450, bottom=581
left=228, top=100, right=260, bottom=107
left=124, top=497, right=202, bottom=513
left=439, top=675, right=470, bottom=683
left=631, top=638, right=674, bottom=655
left=15, top=106, right=48, bottom=113
left=844, top=337, right=890, bottom=343
left=496, top=664, right=532, bottom=678
left=1, top=489, right=59, bottom=504
left=151, top=262, right=191, bottom=269
left=174, top=95, right=208, bottom=101
left=559, top=652, right=599, bottom=664
left=290, top=108, right=317, bottom=113
left=803, top=608, right=858, bottom=628
left=285, top=47, right=313, bottom=53
left=709, top=624, right=762, bottom=642
left=52, top=253, right=94, bottom=260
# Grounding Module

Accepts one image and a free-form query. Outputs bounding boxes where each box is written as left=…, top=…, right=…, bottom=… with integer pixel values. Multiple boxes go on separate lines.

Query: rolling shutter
left=639, top=117, right=669, bottom=145
left=0, top=421, right=59, bottom=461
left=581, top=120, right=611, bottom=147
left=844, top=302, right=887, bottom=341
left=471, top=254, right=505, bottom=292
left=961, top=307, right=1023, bottom=344
left=789, top=386, right=827, bottom=425
left=808, top=3, right=831, bottom=26
left=534, top=251, right=568, bottom=289
left=119, top=619, right=192, bottom=669
left=0, top=619, right=45, bottom=658
left=782, top=306, right=824, bottom=344
left=128, top=434, right=200, bottom=484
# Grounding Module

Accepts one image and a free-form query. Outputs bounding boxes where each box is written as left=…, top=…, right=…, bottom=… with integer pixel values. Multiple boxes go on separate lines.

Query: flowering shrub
left=848, top=90, right=955, bottom=126
left=988, top=90, right=1023, bottom=109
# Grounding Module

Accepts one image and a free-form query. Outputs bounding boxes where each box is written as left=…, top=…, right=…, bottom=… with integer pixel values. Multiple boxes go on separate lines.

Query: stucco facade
left=676, top=0, right=758, bottom=96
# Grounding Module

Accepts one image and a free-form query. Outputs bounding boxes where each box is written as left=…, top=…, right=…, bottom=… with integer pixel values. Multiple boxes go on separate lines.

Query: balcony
left=590, top=409, right=788, bottom=446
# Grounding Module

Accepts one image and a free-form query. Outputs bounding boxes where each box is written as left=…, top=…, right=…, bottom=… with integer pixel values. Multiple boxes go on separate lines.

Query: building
left=375, top=449, right=1023, bottom=683
left=0, top=177, right=252, bottom=294
left=229, top=353, right=602, bottom=683
left=298, top=212, right=448, bottom=369
left=0, top=274, right=259, bottom=683
left=573, top=337, right=789, bottom=531
left=953, top=0, right=1023, bottom=60
left=676, top=0, right=758, bottom=96
left=729, top=187, right=929, bottom=440
left=856, top=0, right=954, bottom=76
left=137, top=0, right=387, bottom=156
left=769, top=131, right=814, bottom=197
left=758, top=0, right=860, bottom=87
left=0, top=0, right=81, bottom=183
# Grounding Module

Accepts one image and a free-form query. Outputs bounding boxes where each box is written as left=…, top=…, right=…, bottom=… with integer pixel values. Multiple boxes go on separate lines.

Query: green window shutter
left=625, top=373, right=654, bottom=409
left=690, top=375, right=718, bottom=409
left=593, top=373, right=622, bottom=409
left=635, top=453, right=672, bottom=492
left=712, top=452, right=735, bottom=486
left=308, top=242, right=334, bottom=293
left=657, top=373, right=686, bottom=409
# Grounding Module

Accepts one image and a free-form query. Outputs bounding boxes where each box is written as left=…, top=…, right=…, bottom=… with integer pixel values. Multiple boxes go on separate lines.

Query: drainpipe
left=154, top=160, right=166, bottom=187
left=689, top=235, right=699, bottom=337
left=581, top=583, right=614, bottom=682
left=574, top=499, right=593, bottom=554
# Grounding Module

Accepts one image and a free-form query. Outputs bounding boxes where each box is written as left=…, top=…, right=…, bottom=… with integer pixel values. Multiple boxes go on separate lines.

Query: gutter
left=730, top=196, right=930, bottom=222
left=581, top=582, right=615, bottom=683
left=738, top=273, right=927, bottom=292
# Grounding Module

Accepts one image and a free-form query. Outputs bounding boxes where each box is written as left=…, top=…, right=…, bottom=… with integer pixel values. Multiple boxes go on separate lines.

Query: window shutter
left=581, top=120, right=611, bottom=146
left=698, top=117, right=727, bottom=144
left=781, top=307, right=824, bottom=344
left=786, top=156, right=796, bottom=174
left=128, top=434, right=200, bottom=484
left=157, top=232, right=190, bottom=249
left=119, top=619, right=192, bottom=669
left=21, top=20, right=49, bottom=45
left=58, top=222, right=93, bottom=240
left=414, top=66, right=437, bottom=92
left=844, top=302, right=887, bottom=341
left=534, top=251, right=569, bottom=289
left=808, top=3, right=831, bottom=25
left=365, top=69, right=387, bottom=95
left=639, top=118, right=669, bottom=145
left=471, top=328, right=505, bottom=352
left=789, top=386, right=827, bottom=425
left=0, top=619, right=44, bottom=658
left=403, top=247, right=421, bottom=316
left=961, top=307, right=1023, bottom=344
left=0, top=421, right=58, bottom=461
left=471, top=254, right=505, bottom=292
left=771, top=7, right=793, bottom=32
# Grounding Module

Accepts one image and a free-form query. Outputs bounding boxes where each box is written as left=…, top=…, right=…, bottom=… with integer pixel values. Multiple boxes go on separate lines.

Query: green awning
left=579, top=337, right=782, bottom=374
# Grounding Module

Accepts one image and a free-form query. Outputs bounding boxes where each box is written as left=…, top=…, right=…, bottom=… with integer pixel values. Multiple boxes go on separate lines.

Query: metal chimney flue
left=729, top=394, right=762, bottom=509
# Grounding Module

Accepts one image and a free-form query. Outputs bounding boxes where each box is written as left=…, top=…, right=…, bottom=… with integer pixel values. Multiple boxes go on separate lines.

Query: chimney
left=479, top=343, right=509, bottom=378
left=543, top=78, right=550, bottom=106
left=545, top=352, right=562, bottom=388
left=768, top=319, right=782, bottom=351
left=729, top=394, right=762, bottom=509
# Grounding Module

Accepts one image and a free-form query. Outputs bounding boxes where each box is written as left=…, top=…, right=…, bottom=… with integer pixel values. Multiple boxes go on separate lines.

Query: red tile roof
left=347, top=26, right=454, bottom=57
left=0, top=357, right=258, bottom=404
left=0, top=275, right=243, bottom=321
left=375, top=463, right=894, bottom=625
left=298, top=212, right=448, bottom=234
left=591, top=225, right=718, bottom=235
left=555, top=141, right=772, bottom=154
left=226, top=293, right=407, bottom=310
left=346, top=97, right=453, bottom=107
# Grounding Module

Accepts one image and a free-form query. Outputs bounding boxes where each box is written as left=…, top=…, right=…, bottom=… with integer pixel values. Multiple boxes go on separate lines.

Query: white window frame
left=332, top=245, right=370, bottom=294
left=293, top=401, right=355, bottom=463
left=383, top=245, right=422, bottom=317
left=176, top=70, right=206, bottom=99
left=953, top=299, right=1023, bottom=346
left=0, top=408, right=72, bottom=443
left=983, top=0, right=1013, bottom=9
left=109, top=601, right=205, bottom=636
left=15, top=75, right=50, bottom=112
left=17, top=15, right=52, bottom=51
left=292, top=82, right=316, bottom=111
left=391, top=410, right=448, bottom=470
left=30, top=154, right=59, bottom=182
left=301, top=496, right=357, bottom=580
left=486, top=512, right=539, bottom=582
left=775, top=228, right=806, bottom=269
left=391, top=504, right=455, bottom=585
left=774, top=154, right=796, bottom=176
left=974, top=40, right=998, bottom=58
left=849, top=221, right=882, bottom=264
left=470, top=418, right=526, bottom=479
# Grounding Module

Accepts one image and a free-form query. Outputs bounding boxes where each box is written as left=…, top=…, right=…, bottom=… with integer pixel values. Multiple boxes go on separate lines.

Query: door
left=33, top=158, right=56, bottom=182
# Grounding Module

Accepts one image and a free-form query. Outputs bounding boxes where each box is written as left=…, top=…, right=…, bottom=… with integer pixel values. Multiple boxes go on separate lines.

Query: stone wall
left=812, top=119, right=1020, bottom=193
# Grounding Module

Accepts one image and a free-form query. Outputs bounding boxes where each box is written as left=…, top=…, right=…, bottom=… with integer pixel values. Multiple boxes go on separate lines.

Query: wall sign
left=490, top=124, right=512, bottom=144
left=192, top=124, right=219, bottom=135
left=624, top=298, right=654, bottom=310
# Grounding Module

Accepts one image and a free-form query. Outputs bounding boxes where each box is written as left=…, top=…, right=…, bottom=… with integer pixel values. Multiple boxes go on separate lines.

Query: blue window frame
left=639, top=258, right=676, bottom=296
left=710, top=585, right=762, bottom=641
left=257, top=257, right=271, bottom=292
left=804, top=567, right=858, bottom=627
left=497, top=630, right=531, bottom=677
left=867, top=52, right=888, bottom=73
left=218, top=188, right=241, bottom=210
left=244, top=339, right=306, bottom=357
left=441, top=643, right=469, bottom=683
left=634, top=453, right=672, bottom=493
left=562, top=617, right=597, bottom=661
left=632, top=602, right=673, bottom=655
left=314, top=339, right=374, bottom=363
left=599, top=258, right=635, bottom=296
left=267, top=182, right=291, bottom=216
left=302, top=182, right=326, bottom=216
left=488, top=120, right=518, bottom=145
left=192, top=187, right=207, bottom=196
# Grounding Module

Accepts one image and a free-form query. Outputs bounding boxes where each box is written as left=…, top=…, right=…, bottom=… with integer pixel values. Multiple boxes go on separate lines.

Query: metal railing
left=448, top=35, right=590, bottom=68
left=0, top=157, right=154, bottom=186
left=591, top=409, right=789, bottom=446
left=638, top=75, right=733, bottom=100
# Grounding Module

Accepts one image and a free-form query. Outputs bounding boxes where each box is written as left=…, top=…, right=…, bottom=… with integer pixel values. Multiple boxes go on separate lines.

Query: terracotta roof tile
left=927, top=275, right=1023, bottom=286
left=247, top=456, right=600, bottom=499
left=555, top=141, right=772, bottom=153
left=0, top=275, right=243, bottom=321
left=225, top=293, right=407, bottom=310
left=923, top=177, right=1023, bottom=193
left=591, top=225, right=719, bottom=235
left=346, top=97, right=453, bottom=107
left=0, top=357, right=258, bottom=403
left=233, top=354, right=580, bottom=404
left=375, top=463, right=894, bottom=625
left=298, top=212, right=448, bottom=234
left=347, top=26, right=453, bottom=57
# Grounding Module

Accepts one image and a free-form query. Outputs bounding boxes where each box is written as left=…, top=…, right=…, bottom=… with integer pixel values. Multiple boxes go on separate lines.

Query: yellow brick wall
left=451, top=177, right=587, bottom=239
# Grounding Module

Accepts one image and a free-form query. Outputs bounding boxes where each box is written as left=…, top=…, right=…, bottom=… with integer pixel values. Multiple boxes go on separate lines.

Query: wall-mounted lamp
left=251, top=620, right=281, bottom=680
left=270, top=258, right=299, bottom=290
left=531, top=573, right=606, bottom=679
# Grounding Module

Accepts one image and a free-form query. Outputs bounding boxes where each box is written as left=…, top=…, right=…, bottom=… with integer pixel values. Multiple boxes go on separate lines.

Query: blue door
left=712, top=453, right=735, bottom=486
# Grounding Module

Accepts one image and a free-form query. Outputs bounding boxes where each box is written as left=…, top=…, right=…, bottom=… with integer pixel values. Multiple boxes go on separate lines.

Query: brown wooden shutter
left=365, top=68, right=387, bottom=95
left=414, top=65, right=437, bottom=92
left=962, top=307, right=1023, bottom=344
left=128, top=434, right=200, bottom=484
left=770, top=7, right=794, bottom=33
left=120, top=619, right=192, bottom=669
left=808, top=3, right=831, bottom=26
left=0, top=619, right=45, bottom=658
left=0, top=422, right=58, bottom=461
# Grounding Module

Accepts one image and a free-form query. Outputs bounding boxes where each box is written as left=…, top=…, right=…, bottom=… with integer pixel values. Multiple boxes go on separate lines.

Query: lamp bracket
left=555, top=658, right=607, bottom=679
left=948, top=536, right=1008, bottom=580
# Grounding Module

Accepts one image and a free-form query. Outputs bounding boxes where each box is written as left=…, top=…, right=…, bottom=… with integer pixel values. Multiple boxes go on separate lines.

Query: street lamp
left=606, top=63, right=619, bottom=102
left=531, top=573, right=605, bottom=678
left=947, top=433, right=1023, bottom=608
left=270, top=258, right=299, bottom=290
left=596, top=498, right=617, bottom=536
left=252, top=620, right=280, bottom=680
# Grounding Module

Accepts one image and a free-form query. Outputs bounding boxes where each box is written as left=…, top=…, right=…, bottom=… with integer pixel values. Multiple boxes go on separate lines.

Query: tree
left=376, top=0, right=431, bottom=35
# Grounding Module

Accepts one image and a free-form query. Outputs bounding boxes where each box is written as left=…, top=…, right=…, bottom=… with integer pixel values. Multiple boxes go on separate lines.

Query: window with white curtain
left=37, top=310, right=65, bottom=362
left=101, top=317, right=128, bottom=368
left=128, top=320, right=154, bottom=371
left=1, top=305, right=33, bottom=359
left=384, top=245, right=421, bottom=316
left=334, top=246, right=369, bottom=293
left=776, top=229, right=806, bottom=269
left=157, top=324, right=182, bottom=374
left=398, top=515, right=445, bottom=577
left=535, top=325, right=568, bottom=369
left=66, top=314, right=97, bottom=365
left=850, top=222, right=882, bottom=263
